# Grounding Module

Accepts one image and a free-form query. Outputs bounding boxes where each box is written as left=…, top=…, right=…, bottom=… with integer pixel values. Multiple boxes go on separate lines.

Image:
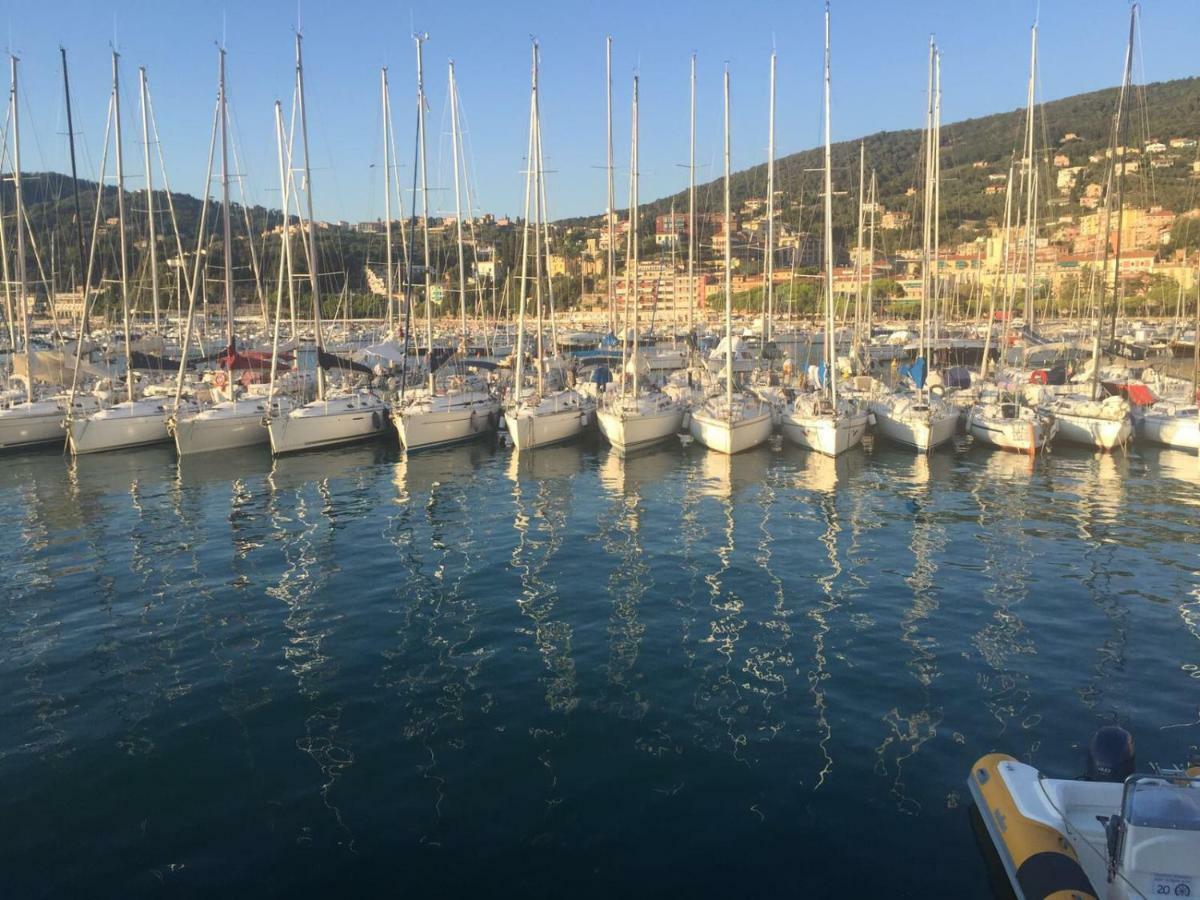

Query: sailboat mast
left=449, top=60, right=468, bottom=350
left=1092, top=4, right=1137, bottom=400
left=854, top=141, right=865, bottom=360
left=381, top=67, right=395, bottom=335
left=218, top=50, right=234, bottom=352
left=920, top=37, right=934, bottom=367
left=605, top=37, right=616, bottom=337
left=11, top=56, right=30, bottom=405
left=512, top=45, right=538, bottom=407
left=866, top=169, right=876, bottom=351
left=630, top=73, right=640, bottom=399
left=138, top=68, right=161, bottom=333
left=764, top=51, right=776, bottom=346
left=1022, top=25, right=1038, bottom=336
left=112, top=52, right=134, bottom=405
left=60, top=48, right=88, bottom=335
left=723, top=66, right=733, bottom=419
left=414, top=33, right=434, bottom=394
left=932, top=52, right=942, bottom=345
left=688, top=53, right=696, bottom=341
left=295, top=34, right=325, bottom=400
left=823, top=2, right=837, bottom=407
left=1107, top=6, right=1136, bottom=349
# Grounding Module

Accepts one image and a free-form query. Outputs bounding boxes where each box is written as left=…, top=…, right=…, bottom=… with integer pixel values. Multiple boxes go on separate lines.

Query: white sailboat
left=689, top=66, right=772, bottom=455
left=172, top=48, right=273, bottom=456
left=504, top=42, right=590, bottom=451
left=267, top=34, right=388, bottom=456
left=70, top=55, right=175, bottom=455
left=597, top=73, right=683, bottom=453
left=394, top=56, right=498, bottom=451
left=966, top=29, right=1056, bottom=455
left=0, top=56, right=93, bottom=450
left=781, top=8, right=868, bottom=458
left=869, top=40, right=957, bottom=454
left=1044, top=12, right=1135, bottom=453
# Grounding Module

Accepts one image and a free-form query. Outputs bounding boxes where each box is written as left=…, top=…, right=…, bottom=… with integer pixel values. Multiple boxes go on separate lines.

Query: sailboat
left=393, top=54, right=499, bottom=451
left=504, top=42, right=591, bottom=451
left=70, top=54, right=179, bottom=455
left=1042, top=9, right=1135, bottom=453
left=781, top=6, right=868, bottom=457
left=172, top=48, right=277, bottom=455
left=688, top=66, right=772, bottom=455
left=965, top=27, right=1057, bottom=454
left=596, top=74, right=683, bottom=453
left=266, top=34, right=388, bottom=456
left=0, top=56, right=100, bottom=449
left=868, top=39, right=957, bottom=454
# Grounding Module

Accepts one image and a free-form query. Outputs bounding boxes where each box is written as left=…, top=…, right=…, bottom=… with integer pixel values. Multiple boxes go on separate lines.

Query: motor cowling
left=1086, top=725, right=1135, bottom=783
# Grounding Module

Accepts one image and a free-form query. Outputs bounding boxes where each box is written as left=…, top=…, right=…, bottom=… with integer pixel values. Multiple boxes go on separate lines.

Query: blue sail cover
left=600, top=332, right=619, bottom=348
left=816, top=360, right=827, bottom=388
left=899, top=356, right=927, bottom=389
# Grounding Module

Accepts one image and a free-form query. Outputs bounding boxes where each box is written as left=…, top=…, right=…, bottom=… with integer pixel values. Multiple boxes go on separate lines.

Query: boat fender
left=487, top=409, right=498, bottom=430
left=470, top=408, right=478, bottom=431
left=1085, top=726, right=1135, bottom=783
left=867, top=412, right=877, bottom=427
left=371, top=410, right=382, bottom=430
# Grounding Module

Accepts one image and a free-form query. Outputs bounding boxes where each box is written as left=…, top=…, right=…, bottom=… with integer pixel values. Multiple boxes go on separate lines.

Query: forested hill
left=567, top=75, right=1200, bottom=243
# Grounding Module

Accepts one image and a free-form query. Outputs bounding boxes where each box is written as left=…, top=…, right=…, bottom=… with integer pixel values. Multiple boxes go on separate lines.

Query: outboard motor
left=1086, top=725, right=1135, bottom=782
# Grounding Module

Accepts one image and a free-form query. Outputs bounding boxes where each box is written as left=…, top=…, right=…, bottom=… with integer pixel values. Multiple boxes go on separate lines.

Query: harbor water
left=2, top=436, right=1198, bottom=897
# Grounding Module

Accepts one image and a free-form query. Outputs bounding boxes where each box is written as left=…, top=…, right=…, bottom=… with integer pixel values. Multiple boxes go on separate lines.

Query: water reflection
left=970, top=447, right=1038, bottom=749
left=507, top=444, right=582, bottom=814
left=382, top=440, right=496, bottom=835
left=266, top=447, right=360, bottom=851
left=873, top=448, right=951, bottom=814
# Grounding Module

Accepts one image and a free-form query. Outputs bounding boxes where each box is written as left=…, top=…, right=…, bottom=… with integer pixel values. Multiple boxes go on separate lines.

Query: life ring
left=930, top=384, right=945, bottom=398
left=212, top=371, right=228, bottom=388
left=1029, top=369, right=1048, bottom=385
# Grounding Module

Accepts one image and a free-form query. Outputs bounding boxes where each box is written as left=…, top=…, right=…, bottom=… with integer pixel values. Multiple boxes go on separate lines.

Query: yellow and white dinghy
left=968, top=727, right=1200, bottom=900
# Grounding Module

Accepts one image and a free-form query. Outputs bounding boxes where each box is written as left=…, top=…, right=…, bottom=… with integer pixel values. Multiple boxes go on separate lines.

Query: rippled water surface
left=2, top=435, right=1199, bottom=897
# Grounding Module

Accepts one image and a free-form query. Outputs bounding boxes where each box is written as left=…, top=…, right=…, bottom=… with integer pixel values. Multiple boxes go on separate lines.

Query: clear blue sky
left=7, top=1, right=1199, bottom=223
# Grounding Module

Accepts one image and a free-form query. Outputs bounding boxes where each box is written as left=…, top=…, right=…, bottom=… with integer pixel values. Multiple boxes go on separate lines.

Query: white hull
left=0, top=402, right=64, bottom=450
left=870, top=402, right=958, bottom=453
left=689, top=409, right=773, bottom=455
left=504, top=406, right=585, bottom=450
left=1140, top=409, right=1200, bottom=451
left=781, top=411, right=868, bottom=457
left=1054, top=411, right=1132, bottom=451
left=597, top=405, right=684, bottom=453
left=268, top=393, right=388, bottom=455
left=394, top=398, right=500, bottom=451
left=69, top=400, right=172, bottom=455
left=172, top=405, right=270, bottom=456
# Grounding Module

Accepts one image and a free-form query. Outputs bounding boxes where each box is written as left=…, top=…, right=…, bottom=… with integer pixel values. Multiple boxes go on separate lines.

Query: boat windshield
left=1126, top=780, right=1200, bottom=831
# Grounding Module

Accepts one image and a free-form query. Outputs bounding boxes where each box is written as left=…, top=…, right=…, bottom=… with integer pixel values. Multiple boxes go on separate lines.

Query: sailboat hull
left=781, top=411, right=869, bottom=457
left=394, top=398, right=500, bottom=451
left=0, top=402, right=65, bottom=450
left=69, top=400, right=172, bottom=455
left=268, top=394, right=389, bottom=455
left=1053, top=412, right=1132, bottom=451
left=504, top=406, right=584, bottom=451
left=597, top=406, right=684, bottom=453
left=967, top=413, right=1057, bottom=453
left=869, top=402, right=958, bottom=453
left=1140, top=408, right=1200, bottom=451
left=172, top=407, right=269, bottom=456
left=689, top=409, right=773, bottom=455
